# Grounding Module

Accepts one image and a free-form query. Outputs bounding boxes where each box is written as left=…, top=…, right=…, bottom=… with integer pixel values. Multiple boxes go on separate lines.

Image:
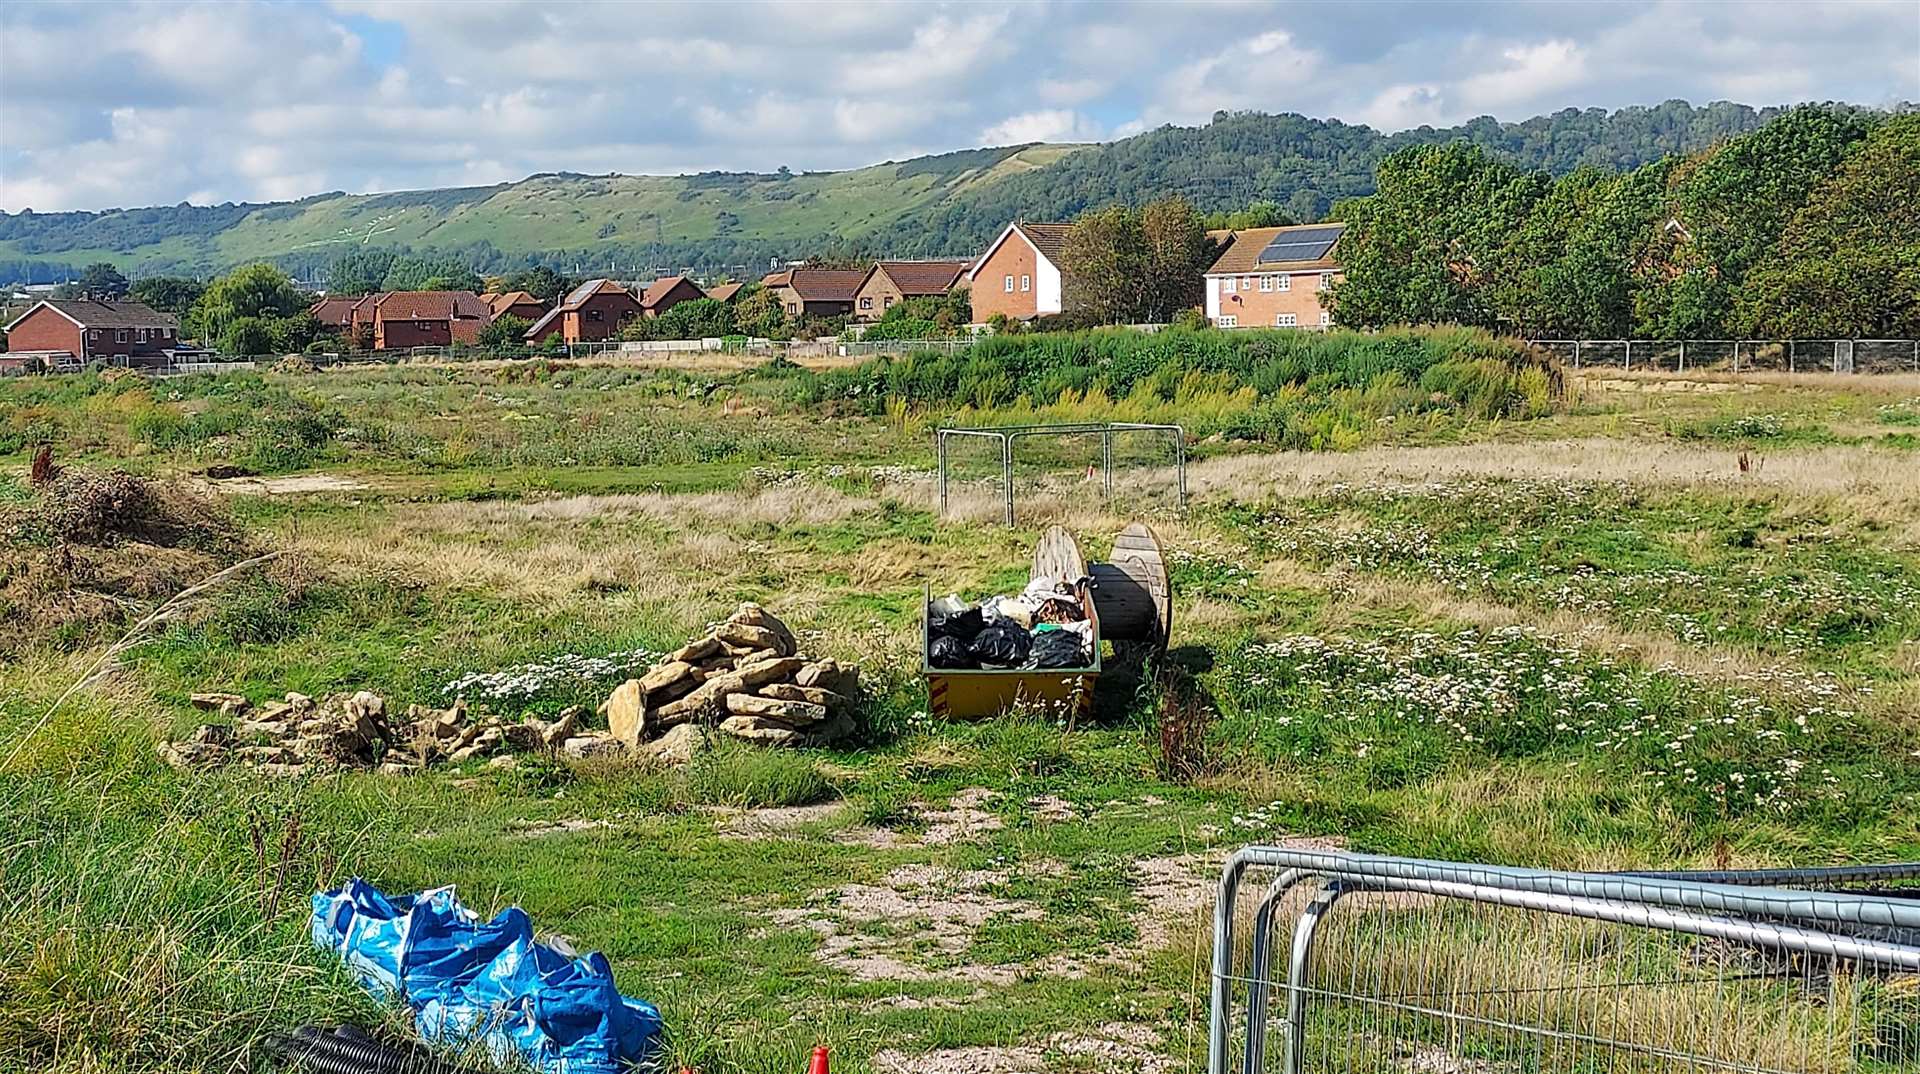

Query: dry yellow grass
left=1187, top=437, right=1920, bottom=520
left=440, top=484, right=879, bottom=527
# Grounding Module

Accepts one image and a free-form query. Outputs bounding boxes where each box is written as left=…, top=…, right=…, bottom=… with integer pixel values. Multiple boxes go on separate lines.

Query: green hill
left=0, top=101, right=1808, bottom=281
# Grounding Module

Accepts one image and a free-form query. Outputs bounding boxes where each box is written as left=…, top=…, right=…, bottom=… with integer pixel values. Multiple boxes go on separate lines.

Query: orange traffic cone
left=806, top=1044, right=830, bottom=1074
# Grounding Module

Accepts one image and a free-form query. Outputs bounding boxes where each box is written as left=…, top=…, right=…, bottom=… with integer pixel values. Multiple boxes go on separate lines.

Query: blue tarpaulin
left=311, top=879, right=663, bottom=1073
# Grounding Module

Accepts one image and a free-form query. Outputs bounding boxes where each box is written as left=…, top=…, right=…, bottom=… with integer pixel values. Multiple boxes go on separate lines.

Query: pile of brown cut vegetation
left=1, top=451, right=250, bottom=652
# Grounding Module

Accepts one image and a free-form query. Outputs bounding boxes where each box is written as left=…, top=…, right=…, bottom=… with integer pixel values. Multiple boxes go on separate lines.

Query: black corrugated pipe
left=266, top=1025, right=481, bottom=1074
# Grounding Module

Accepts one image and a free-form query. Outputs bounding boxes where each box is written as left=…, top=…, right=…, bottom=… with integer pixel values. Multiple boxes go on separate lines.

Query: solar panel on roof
left=1255, top=226, right=1344, bottom=265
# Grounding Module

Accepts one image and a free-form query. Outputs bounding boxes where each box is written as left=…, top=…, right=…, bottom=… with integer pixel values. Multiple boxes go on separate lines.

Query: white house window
left=1004, top=275, right=1015, bottom=293
left=1275, top=313, right=1297, bottom=327
left=1218, top=315, right=1237, bottom=328
left=859, top=297, right=873, bottom=309
left=116, top=329, right=128, bottom=343
left=1224, top=277, right=1237, bottom=294
left=1258, top=276, right=1272, bottom=292
left=135, top=328, right=147, bottom=342
left=1241, top=276, right=1253, bottom=291
left=1320, top=311, right=1332, bottom=326
left=163, top=327, right=173, bottom=338
left=89, top=329, right=101, bottom=340
left=883, top=297, right=894, bottom=308
left=1276, top=274, right=1290, bottom=292
left=587, top=309, right=603, bottom=322
left=1319, top=272, right=1334, bottom=291
left=1020, top=274, right=1030, bottom=292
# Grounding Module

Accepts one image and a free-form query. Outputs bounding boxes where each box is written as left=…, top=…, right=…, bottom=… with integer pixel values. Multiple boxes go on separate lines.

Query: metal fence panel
left=1212, top=851, right=1920, bottom=1074
left=1530, top=340, right=1920, bottom=376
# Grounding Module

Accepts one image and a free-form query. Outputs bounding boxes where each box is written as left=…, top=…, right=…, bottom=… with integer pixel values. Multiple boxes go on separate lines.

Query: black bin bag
left=929, top=634, right=976, bottom=669
left=968, top=622, right=1032, bottom=668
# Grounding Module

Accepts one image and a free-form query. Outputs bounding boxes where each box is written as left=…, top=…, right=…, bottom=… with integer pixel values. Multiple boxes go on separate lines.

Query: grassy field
left=3, top=335, right=1919, bottom=1073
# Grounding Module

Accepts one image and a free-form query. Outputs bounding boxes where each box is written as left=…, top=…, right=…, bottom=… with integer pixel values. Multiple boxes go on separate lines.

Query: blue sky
left=1, top=0, right=1915, bottom=212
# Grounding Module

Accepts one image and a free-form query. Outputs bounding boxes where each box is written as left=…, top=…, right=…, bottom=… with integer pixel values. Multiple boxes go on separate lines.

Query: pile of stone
left=160, top=689, right=593, bottom=776
left=157, top=603, right=858, bottom=776
left=603, top=602, right=860, bottom=762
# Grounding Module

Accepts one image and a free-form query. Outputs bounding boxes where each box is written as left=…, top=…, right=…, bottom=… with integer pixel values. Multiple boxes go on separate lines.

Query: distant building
left=968, top=222, right=1073, bottom=322
left=524, top=279, right=643, bottom=344
left=705, top=282, right=744, bottom=303
left=486, top=290, right=548, bottom=323
left=769, top=268, right=867, bottom=321
left=639, top=275, right=707, bottom=318
left=368, top=290, right=492, bottom=350
left=2, top=297, right=181, bottom=366
left=1203, top=223, right=1345, bottom=330
left=308, top=296, right=359, bottom=333
left=853, top=260, right=971, bottom=322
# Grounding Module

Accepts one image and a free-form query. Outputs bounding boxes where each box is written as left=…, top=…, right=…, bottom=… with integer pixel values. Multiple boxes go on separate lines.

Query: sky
left=1, top=0, right=1916, bottom=213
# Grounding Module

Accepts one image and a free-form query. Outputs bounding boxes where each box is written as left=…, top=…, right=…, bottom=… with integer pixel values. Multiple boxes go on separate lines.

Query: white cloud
left=980, top=110, right=1106, bottom=146
left=0, top=0, right=1914, bottom=212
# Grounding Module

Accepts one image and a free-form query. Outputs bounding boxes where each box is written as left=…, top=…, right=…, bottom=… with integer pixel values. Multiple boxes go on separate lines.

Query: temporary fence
left=1532, top=339, right=1920, bottom=375
left=936, top=422, right=1186, bottom=526
left=1210, top=849, right=1920, bottom=1074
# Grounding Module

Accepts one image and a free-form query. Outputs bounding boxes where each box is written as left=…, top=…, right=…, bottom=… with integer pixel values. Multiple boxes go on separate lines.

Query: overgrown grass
left=777, top=326, right=1561, bottom=446
left=681, top=741, right=836, bottom=808
left=5, top=356, right=1920, bottom=1072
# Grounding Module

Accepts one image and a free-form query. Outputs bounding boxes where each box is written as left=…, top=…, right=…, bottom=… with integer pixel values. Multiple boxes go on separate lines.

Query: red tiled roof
left=308, top=297, right=358, bottom=325
left=706, top=282, right=743, bottom=302
left=640, top=275, right=700, bottom=308
left=554, top=278, right=633, bottom=311
left=374, top=290, right=490, bottom=321
left=783, top=268, right=867, bottom=303
left=20, top=298, right=177, bottom=330
left=869, top=260, right=971, bottom=296
left=486, top=290, right=541, bottom=315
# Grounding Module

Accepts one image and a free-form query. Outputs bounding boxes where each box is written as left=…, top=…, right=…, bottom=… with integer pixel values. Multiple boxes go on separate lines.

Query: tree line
left=1329, top=106, right=1919, bottom=339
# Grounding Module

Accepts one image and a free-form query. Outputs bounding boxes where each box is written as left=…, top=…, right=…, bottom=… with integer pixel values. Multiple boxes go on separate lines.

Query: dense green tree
left=499, top=265, right=575, bottom=302
left=1634, top=105, right=1873, bottom=337
left=268, top=312, right=321, bottom=353
left=1202, top=201, right=1295, bottom=231
left=478, top=314, right=532, bottom=349
left=222, top=317, right=274, bottom=356
left=326, top=249, right=396, bottom=296
left=128, top=275, right=204, bottom=314
left=1329, top=144, right=1544, bottom=329
left=1140, top=197, right=1212, bottom=321
left=1062, top=204, right=1149, bottom=324
left=732, top=286, right=786, bottom=339
left=188, top=263, right=306, bottom=343
left=622, top=297, right=737, bottom=341
left=381, top=255, right=481, bottom=293
left=1735, top=114, right=1920, bottom=338
left=55, top=262, right=131, bottom=299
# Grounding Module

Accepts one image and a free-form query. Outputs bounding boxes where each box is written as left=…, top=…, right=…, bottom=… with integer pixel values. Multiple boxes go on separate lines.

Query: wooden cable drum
left=1032, top=522, right=1171, bottom=651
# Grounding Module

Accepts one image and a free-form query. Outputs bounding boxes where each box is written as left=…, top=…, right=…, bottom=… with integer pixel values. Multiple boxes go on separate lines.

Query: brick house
left=852, top=260, right=971, bottom=322
left=369, top=290, right=492, bottom=350
left=639, top=275, right=707, bottom=318
left=1203, top=223, right=1346, bottom=330
left=308, top=296, right=358, bottom=334
left=485, top=290, right=549, bottom=324
left=3, top=297, right=181, bottom=366
left=524, top=278, right=643, bottom=344
left=769, top=268, right=867, bottom=321
left=967, top=222, right=1073, bottom=322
